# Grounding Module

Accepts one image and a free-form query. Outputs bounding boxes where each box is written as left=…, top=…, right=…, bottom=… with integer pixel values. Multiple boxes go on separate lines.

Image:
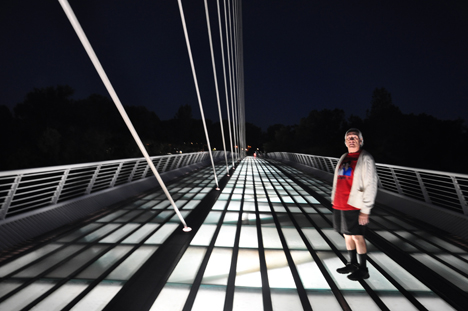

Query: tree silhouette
left=2, top=85, right=467, bottom=174
left=0, top=105, right=14, bottom=169
left=245, top=122, right=263, bottom=155
left=364, top=87, right=405, bottom=164
left=295, top=108, right=347, bottom=156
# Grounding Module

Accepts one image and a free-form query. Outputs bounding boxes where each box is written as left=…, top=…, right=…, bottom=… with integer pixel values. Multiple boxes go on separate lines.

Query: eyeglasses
left=345, top=135, right=360, bottom=141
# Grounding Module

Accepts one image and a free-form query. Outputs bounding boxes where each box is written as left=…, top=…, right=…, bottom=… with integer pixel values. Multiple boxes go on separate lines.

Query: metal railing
left=0, top=151, right=228, bottom=220
left=268, top=152, right=468, bottom=216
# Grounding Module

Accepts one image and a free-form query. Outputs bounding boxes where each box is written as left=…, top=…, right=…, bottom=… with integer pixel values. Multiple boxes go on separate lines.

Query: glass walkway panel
left=0, top=157, right=467, bottom=310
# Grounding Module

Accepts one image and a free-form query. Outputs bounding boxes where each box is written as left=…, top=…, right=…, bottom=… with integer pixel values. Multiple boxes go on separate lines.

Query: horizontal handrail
left=268, top=152, right=468, bottom=216
left=0, top=151, right=228, bottom=220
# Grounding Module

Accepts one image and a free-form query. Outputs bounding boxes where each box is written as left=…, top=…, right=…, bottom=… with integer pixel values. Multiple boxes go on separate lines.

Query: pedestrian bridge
left=0, top=153, right=468, bottom=310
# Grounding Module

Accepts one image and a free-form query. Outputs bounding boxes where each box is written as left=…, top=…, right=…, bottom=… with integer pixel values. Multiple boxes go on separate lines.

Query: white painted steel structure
left=268, top=152, right=468, bottom=216
left=0, top=151, right=227, bottom=221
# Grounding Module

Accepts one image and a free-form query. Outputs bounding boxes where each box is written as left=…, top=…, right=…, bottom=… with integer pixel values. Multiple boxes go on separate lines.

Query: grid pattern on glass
left=1, top=158, right=466, bottom=310
left=0, top=165, right=225, bottom=310
left=279, top=161, right=468, bottom=294
left=151, top=157, right=466, bottom=310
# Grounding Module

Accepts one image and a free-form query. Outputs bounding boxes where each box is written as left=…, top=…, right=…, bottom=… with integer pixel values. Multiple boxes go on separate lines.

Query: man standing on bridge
left=332, top=128, right=378, bottom=280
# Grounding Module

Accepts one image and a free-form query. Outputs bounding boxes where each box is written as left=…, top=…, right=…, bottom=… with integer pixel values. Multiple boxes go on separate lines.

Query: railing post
left=179, top=154, right=187, bottom=168
left=168, top=156, right=176, bottom=171
left=310, top=156, right=317, bottom=169
left=191, top=153, right=198, bottom=164
left=169, top=156, right=179, bottom=171
left=52, top=169, right=70, bottom=205
left=309, top=156, right=317, bottom=169
left=312, top=156, right=319, bottom=170
left=162, top=156, right=171, bottom=172
left=111, top=162, right=124, bottom=186
left=295, top=154, right=301, bottom=164
left=305, top=155, right=312, bottom=168
left=170, top=156, right=181, bottom=170
left=126, top=161, right=138, bottom=183
left=0, top=174, right=22, bottom=220
left=452, top=176, right=468, bottom=215
left=155, top=158, right=163, bottom=171
left=415, top=171, right=432, bottom=205
left=300, top=154, right=306, bottom=166
left=325, top=158, right=333, bottom=173
left=181, top=154, right=189, bottom=167
left=316, top=157, right=322, bottom=170
left=86, top=165, right=101, bottom=194
left=188, top=153, right=195, bottom=165
left=318, top=157, right=325, bottom=171
left=376, top=165, right=384, bottom=188
left=142, top=159, right=151, bottom=178
left=183, top=154, right=191, bottom=166
left=389, top=167, right=403, bottom=196
left=197, top=153, right=205, bottom=163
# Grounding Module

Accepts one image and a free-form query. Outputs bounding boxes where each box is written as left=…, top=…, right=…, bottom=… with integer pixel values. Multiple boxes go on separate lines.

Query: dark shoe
left=347, top=267, right=369, bottom=281
left=336, top=263, right=358, bottom=274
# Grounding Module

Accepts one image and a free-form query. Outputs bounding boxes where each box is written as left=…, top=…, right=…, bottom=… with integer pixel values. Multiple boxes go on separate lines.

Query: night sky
left=1, top=0, right=467, bottom=130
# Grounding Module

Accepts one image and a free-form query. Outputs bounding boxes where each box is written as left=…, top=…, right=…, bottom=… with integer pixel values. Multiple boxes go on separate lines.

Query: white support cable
left=218, top=0, right=235, bottom=169
left=226, top=0, right=239, bottom=161
left=58, top=0, right=192, bottom=232
left=224, top=0, right=237, bottom=164
left=234, top=1, right=243, bottom=156
left=238, top=1, right=246, bottom=157
left=231, top=1, right=241, bottom=158
left=204, top=0, right=230, bottom=176
left=233, top=0, right=245, bottom=157
left=233, top=1, right=242, bottom=158
left=232, top=7, right=241, bottom=159
left=177, top=0, right=220, bottom=190
left=238, top=1, right=247, bottom=156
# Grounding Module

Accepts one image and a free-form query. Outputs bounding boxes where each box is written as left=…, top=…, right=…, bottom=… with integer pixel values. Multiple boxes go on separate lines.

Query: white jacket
left=331, top=149, right=378, bottom=214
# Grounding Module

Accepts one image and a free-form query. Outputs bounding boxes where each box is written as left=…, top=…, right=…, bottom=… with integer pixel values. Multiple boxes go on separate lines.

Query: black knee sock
left=358, top=253, right=367, bottom=268
left=348, top=249, right=357, bottom=264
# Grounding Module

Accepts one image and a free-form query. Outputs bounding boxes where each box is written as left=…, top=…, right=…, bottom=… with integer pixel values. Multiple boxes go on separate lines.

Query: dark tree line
left=0, top=85, right=247, bottom=170
left=1, top=86, right=467, bottom=174
left=262, top=88, right=468, bottom=174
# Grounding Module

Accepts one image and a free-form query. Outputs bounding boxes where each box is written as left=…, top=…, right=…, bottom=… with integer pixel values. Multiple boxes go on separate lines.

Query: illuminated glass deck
left=0, top=157, right=467, bottom=310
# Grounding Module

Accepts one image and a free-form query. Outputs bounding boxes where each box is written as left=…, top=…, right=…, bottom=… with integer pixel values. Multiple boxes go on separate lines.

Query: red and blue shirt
left=333, top=151, right=361, bottom=211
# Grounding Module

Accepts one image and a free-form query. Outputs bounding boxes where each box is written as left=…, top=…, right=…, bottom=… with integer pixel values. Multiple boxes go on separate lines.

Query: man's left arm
left=360, top=154, right=378, bottom=224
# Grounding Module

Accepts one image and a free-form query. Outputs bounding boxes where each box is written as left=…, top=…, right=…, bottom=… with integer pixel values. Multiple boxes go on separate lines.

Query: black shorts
left=333, top=209, right=366, bottom=236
